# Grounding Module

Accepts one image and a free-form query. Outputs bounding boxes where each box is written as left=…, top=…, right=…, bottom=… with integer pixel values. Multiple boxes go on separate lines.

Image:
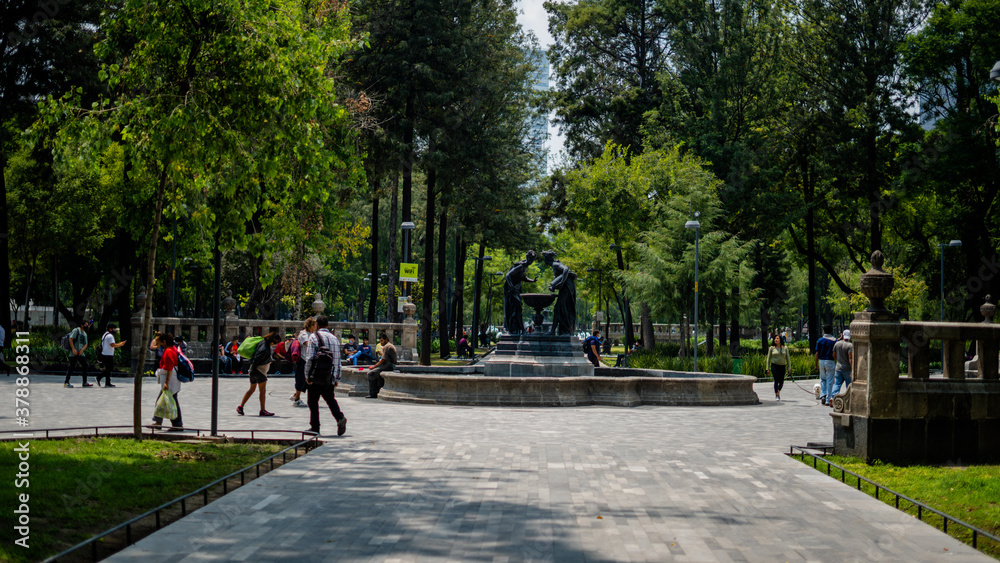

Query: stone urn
left=982, top=295, right=996, bottom=324
left=859, top=251, right=894, bottom=312
left=311, top=293, right=326, bottom=315
left=521, top=293, right=556, bottom=331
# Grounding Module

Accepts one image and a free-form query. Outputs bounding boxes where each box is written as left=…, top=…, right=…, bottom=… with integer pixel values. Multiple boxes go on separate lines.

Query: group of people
left=764, top=325, right=853, bottom=404
left=63, top=320, right=128, bottom=388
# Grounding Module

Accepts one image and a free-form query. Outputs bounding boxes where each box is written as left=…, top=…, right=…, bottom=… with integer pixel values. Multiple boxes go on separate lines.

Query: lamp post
left=685, top=213, right=701, bottom=372
left=470, top=255, right=492, bottom=354
left=401, top=221, right=415, bottom=300
left=940, top=240, right=962, bottom=321
left=484, top=271, right=503, bottom=329
left=379, top=273, right=389, bottom=321
left=358, top=274, right=371, bottom=322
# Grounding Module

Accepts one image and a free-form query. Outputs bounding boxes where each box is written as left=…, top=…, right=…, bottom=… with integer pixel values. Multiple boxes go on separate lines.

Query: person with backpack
left=585, top=329, right=603, bottom=367
left=289, top=318, right=317, bottom=408
left=97, top=323, right=127, bottom=387
left=64, top=319, right=94, bottom=388
left=237, top=332, right=280, bottom=417
left=304, top=316, right=346, bottom=435
left=151, top=332, right=184, bottom=431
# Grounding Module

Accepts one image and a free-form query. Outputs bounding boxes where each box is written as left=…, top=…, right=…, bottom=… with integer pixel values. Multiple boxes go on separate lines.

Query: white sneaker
left=289, top=394, right=298, bottom=401
left=293, top=400, right=306, bottom=407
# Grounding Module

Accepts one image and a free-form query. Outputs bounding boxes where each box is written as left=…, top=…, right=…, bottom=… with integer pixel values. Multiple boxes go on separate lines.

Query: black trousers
left=98, top=355, right=114, bottom=385
left=65, top=355, right=89, bottom=384
left=772, top=364, right=787, bottom=394
left=367, top=363, right=394, bottom=398
left=307, top=382, right=344, bottom=432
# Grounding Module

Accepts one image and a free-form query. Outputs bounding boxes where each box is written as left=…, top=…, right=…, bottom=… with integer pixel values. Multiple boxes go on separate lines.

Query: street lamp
left=401, top=222, right=415, bottom=299
left=685, top=212, right=701, bottom=372
left=940, top=240, right=962, bottom=321
left=471, top=254, right=492, bottom=354
left=358, top=274, right=371, bottom=322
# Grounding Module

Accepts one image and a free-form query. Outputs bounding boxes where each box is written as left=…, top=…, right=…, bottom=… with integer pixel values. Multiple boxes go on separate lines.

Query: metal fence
left=0, top=426, right=321, bottom=562
left=789, top=445, right=1000, bottom=553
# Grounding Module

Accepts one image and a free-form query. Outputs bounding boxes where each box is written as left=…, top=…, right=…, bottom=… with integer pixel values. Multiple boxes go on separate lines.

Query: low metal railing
left=789, top=445, right=1000, bottom=553
left=2, top=426, right=321, bottom=562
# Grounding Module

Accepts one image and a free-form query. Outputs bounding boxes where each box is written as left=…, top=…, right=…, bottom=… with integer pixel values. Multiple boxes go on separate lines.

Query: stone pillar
left=401, top=301, right=418, bottom=362
left=311, top=293, right=326, bottom=316
left=222, top=291, right=239, bottom=341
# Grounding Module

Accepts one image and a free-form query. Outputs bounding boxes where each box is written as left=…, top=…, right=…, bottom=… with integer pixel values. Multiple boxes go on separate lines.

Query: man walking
left=303, top=316, right=347, bottom=436
left=65, top=319, right=94, bottom=388
left=97, top=323, right=127, bottom=387
left=366, top=333, right=396, bottom=399
left=585, top=329, right=603, bottom=367
left=829, top=329, right=853, bottom=406
left=813, top=325, right=837, bottom=404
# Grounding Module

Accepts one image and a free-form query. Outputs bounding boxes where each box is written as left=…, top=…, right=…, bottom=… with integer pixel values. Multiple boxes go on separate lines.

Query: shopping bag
left=154, top=389, right=179, bottom=420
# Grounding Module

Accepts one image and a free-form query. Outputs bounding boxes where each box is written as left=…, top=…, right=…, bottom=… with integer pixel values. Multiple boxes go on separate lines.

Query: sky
left=516, top=0, right=566, bottom=170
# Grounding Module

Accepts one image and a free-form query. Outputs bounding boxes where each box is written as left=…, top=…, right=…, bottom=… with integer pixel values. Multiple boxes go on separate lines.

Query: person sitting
left=349, top=337, right=376, bottom=366
left=341, top=335, right=359, bottom=360
left=272, top=333, right=295, bottom=373
left=456, top=332, right=472, bottom=358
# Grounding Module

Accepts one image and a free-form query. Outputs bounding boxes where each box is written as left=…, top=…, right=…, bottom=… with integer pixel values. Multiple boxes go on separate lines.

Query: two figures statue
left=503, top=250, right=577, bottom=336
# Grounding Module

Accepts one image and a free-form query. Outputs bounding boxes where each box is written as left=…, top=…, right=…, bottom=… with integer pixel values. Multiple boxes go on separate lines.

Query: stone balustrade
left=600, top=323, right=757, bottom=342
left=832, top=252, right=1000, bottom=464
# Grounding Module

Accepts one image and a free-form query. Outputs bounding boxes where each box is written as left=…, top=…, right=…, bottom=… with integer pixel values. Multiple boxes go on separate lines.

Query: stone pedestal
left=483, top=334, right=594, bottom=378
left=401, top=301, right=418, bottom=362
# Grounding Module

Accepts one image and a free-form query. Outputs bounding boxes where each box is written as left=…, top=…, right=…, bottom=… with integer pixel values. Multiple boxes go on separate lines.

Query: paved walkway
left=2, top=374, right=991, bottom=562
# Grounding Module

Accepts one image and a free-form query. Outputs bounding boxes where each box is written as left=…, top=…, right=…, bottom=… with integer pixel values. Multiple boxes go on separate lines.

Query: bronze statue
left=544, top=250, right=577, bottom=336
left=503, top=250, right=537, bottom=334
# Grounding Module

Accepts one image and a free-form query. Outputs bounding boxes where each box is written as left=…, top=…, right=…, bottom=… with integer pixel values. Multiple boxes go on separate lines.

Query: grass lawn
left=0, top=437, right=287, bottom=563
left=798, top=455, right=1000, bottom=557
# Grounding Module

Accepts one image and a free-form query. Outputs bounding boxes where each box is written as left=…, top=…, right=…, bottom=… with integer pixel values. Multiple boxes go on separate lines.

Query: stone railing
left=601, top=323, right=759, bottom=343
left=129, top=290, right=418, bottom=364
left=832, top=251, right=1000, bottom=464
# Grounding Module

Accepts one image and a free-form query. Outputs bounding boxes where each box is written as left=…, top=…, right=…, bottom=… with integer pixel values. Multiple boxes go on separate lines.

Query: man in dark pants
left=97, top=323, right=127, bottom=387
left=585, top=329, right=603, bottom=367
left=64, top=320, right=93, bottom=388
left=303, top=316, right=347, bottom=436
left=367, top=333, right=397, bottom=398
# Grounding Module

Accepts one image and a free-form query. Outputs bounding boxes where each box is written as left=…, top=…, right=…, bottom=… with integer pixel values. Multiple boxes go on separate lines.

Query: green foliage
left=826, top=263, right=929, bottom=317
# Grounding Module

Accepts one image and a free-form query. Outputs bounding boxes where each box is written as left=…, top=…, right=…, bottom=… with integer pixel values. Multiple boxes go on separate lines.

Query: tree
left=70, top=0, right=363, bottom=438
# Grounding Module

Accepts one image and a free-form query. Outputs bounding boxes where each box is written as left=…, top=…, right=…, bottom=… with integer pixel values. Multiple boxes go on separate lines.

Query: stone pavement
left=1, top=374, right=991, bottom=562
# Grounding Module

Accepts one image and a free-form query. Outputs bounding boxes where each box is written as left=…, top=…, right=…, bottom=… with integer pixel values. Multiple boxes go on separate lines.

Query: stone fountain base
left=482, top=334, right=594, bottom=378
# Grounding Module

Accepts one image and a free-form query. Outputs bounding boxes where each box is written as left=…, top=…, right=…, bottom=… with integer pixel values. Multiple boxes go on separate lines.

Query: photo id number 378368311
left=14, top=331, right=31, bottom=428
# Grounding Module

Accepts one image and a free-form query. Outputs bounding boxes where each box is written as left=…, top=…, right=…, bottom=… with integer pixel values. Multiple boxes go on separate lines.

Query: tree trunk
left=730, top=285, right=740, bottom=357
left=132, top=164, right=169, bottom=441
left=437, top=207, right=449, bottom=358
left=387, top=172, right=399, bottom=323
left=718, top=291, right=727, bottom=351
left=705, top=293, right=715, bottom=356
left=419, top=162, right=436, bottom=366
left=640, top=302, right=655, bottom=348
left=452, top=233, right=466, bottom=340
left=368, top=184, right=380, bottom=322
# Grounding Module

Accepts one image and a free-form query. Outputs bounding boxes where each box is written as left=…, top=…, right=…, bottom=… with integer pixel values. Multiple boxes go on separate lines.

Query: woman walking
left=237, top=332, right=280, bottom=416
left=151, top=333, right=184, bottom=430
left=765, top=333, right=791, bottom=401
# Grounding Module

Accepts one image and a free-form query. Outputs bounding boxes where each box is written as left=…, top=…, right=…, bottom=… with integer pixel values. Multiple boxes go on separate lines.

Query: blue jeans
left=831, top=370, right=852, bottom=401
left=350, top=351, right=375, bottom=365
left=818, top=360, right=836, bottom=400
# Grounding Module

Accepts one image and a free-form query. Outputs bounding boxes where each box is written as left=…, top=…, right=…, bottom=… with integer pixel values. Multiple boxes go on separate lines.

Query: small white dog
left=813, top=383, right=821, bottom=400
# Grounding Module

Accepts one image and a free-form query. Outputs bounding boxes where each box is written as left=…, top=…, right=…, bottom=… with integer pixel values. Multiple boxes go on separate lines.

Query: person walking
left=64, top=319, right=94, bottom=388
left=304, top=316, right=347, bottom=435
left=585, top=329, right=603, bottom=367
left=765, top=333, right=791, bottom=401
left=829, top=329, right=854, bottom=406
left=290, top=318, right=317, bottom=408
left=814, top=325, right=837, bottom=404
left=237, top=332, right=280, bottom=416
left=366, top=333, right=397, bottom=399
left=97, top=323, right=127, bottom=387
left=151, top=333, right=184, bottom=431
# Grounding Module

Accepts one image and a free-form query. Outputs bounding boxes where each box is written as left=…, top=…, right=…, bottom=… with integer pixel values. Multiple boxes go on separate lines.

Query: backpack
left=308, top=332, right=336, bottom=385
left=290, top=338, right=301, bottom=363
left=60, top=332, right=73, bottom=351
left=237, top=336, right=264, bottom=358
left=583, top=336, right=598, bottom=356
left=176, top=349, right=195, bottom=383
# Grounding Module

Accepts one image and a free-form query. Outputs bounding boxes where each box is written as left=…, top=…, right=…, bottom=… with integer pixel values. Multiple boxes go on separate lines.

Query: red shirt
left=160, top=346, right=179, bottom=372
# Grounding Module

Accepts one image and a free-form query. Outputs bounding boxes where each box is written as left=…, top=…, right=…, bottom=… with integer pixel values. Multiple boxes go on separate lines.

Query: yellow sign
left=400, top=263, right=418, bottom=282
